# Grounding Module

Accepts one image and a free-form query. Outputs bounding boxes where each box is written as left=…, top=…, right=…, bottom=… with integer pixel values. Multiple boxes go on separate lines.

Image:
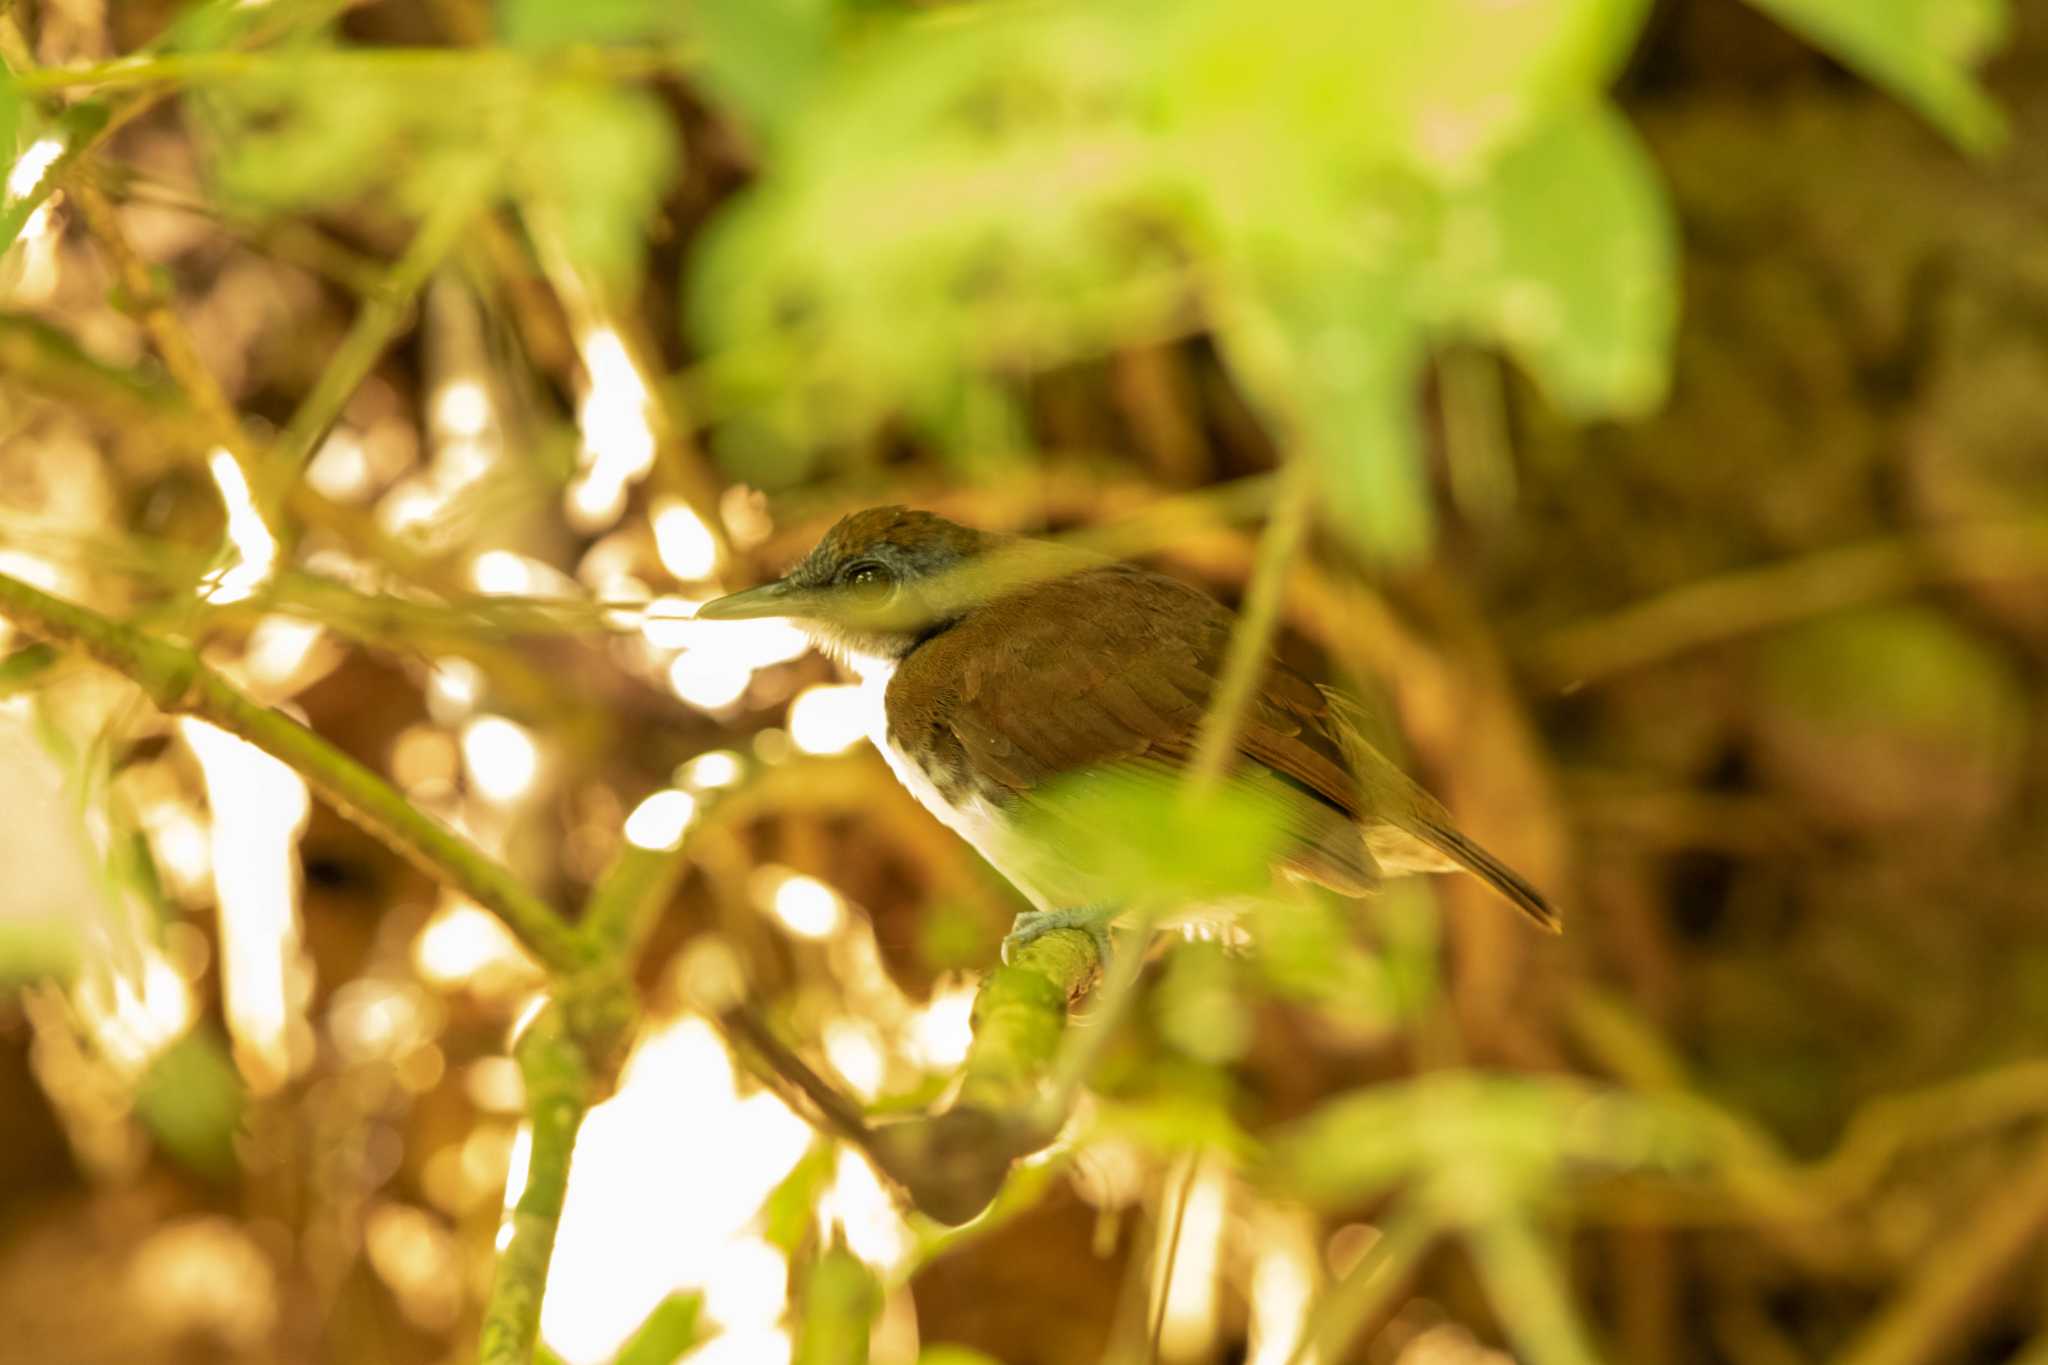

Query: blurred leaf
left=691, top=0, right=1668, bottom=552
left=198, top=49, right=505, bottom=213
left=1214, top=206, right=1430, bottom=559
left=918, top=1350, right=1004, bottom=1365
left=761, top=1140, right=838, bottom=1255
left=692, top=0, right=844, bottom=142
left=1, top=100, right=107, bottom=257
left=160, top=0, right=304, bottom=52
left=613, top=1291, right=707, bottom=1365
left=1091, top=1090, right=1258, bottom=1161
left=1244, top=893, right=1397, bottom=1025
left=0, top=644, right=58, bottom=697
left=1155, top=941, right=1252, bottom=1065
left=1467, top=1214, right=1604, bottom=1365
left=793, top=1242, right=880, bottom=1365
left=0, top=68, right=20, bottom=169
left=1264, top=1073, right=1708, bottom=1213
left=135, top=1028, right=245, bottom=1182
left=518, top=82, right=680, bottom=294
left=501, top=0, right=690, bottom=47
left=1010, top=762, right=1291, bottom=909
left=1429, top=106, right=1677, bottom=419
left=1753, top=605, right=2027, bottom=828
left=1743, top=0, right=2008, bottom=152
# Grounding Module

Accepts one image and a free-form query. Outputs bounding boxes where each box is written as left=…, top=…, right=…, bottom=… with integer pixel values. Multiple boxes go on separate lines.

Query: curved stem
left=0, top=571, right=589, bottom=975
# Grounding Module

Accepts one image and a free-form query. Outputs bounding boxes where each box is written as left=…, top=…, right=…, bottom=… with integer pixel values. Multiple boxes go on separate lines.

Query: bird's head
left=696, top=506, right=1048, bottom=667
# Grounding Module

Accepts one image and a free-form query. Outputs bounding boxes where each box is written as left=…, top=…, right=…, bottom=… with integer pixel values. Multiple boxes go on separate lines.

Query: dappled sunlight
left=567, top=327, right=657, bottom=532
left=787, top=683, right=868, bottom=756
left=536, top=1015, right=812, bottom=1364
left=180, top=719, right=311, bottom=1093
left=1154, top=1157, right=1229, bottom=1363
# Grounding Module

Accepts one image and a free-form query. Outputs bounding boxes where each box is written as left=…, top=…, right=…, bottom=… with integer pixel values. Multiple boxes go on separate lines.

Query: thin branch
left=579, top=841, right=691, bottom=963
left=1468, top=1214, right=1607, bottom=1365
left=1830, top=1130, right=2048, bottom=1365
left=1184, top=457, right=1317, bottom=793
left=1290, top=1201, right=1443, bottom=1365
left=1532, top=520, right=2048, bottom=686
left=1148, top=1155, right=1203, bottom=1360
left=10, top=45, right=684, bottom=95
left=0, top=571, right=589, bottom=975
left=480, top=1006, right=593, bottom=1365
left=268, top=171, right=495, bottom=506
left=67, top=177, right=266, bottom=490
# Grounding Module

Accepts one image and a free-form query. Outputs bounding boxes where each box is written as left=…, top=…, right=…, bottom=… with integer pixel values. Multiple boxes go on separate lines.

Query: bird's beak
left=694, top=578, right=816, bottom=622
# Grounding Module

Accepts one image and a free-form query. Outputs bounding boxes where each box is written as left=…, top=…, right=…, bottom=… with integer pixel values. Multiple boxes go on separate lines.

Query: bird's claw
left=1002, top=906, right=1116, bottom=970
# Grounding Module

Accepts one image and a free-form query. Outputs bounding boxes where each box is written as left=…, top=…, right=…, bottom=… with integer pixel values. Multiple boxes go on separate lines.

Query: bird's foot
left=1002, top=905, right=1117, bottom=970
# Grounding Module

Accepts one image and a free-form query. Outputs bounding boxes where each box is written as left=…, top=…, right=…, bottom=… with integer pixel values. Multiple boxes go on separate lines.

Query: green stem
left=1184, top=457, right=1317, bottom=794
left=578, top=841, right=691, bottom=963
left=1830, top=1130, right=2048, bottom=1365
left=1468, top=1213, right=1607, bottom=1365
left=480, top=1006, right=594, bottom=1365
left=11, top=45, right=684, bottom=94
left=267, top=171, right=494, bottom=506
left=1290, top=1201, right=1442, bottom=1365
left=0, top=571, right=588, bottom=976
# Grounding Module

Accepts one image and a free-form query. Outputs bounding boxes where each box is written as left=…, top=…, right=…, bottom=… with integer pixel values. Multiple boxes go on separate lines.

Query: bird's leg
left=1002, top=905, right=1117, bottom=969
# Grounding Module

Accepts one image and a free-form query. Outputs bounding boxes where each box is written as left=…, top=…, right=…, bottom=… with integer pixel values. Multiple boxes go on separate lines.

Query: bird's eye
left=840, top=561, right=895, bottom=600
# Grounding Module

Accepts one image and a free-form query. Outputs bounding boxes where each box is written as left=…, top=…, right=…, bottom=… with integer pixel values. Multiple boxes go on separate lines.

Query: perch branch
left=480, top=1006, right=594, bottom=1365
left=863, top=926, right=1099, bottom=1225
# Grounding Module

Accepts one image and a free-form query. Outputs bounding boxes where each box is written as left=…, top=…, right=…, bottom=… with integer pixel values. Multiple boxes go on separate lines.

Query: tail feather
left=1405, top=818, right=1561, bottom=933
left=1318, top=686, right=1562, bottom=933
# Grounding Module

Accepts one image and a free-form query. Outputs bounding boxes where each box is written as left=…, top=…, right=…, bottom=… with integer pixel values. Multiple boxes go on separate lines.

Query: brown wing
left=884, top=564, right=1378, bottom=894
left=885, top=562, right=1559, bottom=930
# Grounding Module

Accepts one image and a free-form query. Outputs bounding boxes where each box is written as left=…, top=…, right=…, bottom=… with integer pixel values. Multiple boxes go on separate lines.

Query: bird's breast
left=852, top=654, right=1051, bottom=910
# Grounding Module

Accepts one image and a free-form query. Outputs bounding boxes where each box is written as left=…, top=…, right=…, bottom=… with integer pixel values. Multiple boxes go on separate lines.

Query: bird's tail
left=1397, top=816, right=1561, bottom=933
left=1319, top=687, right=1562, bottom=933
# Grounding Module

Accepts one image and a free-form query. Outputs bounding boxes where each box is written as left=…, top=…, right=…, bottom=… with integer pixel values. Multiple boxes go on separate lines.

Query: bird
left=695, top=506, right=1558, bottom=962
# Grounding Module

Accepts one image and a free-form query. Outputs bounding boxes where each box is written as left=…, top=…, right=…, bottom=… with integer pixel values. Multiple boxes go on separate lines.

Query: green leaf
left=518, top=82, right=680, bottom=295
left=792, top=1243, right=880, bottom=1365
left=759, top=1140, right=838, bottom=1256
left=199, top=50, right=506, bottom=214
left=1263, top=1073, right=1708, bottom=1212
left=693, top=0, right=843, bottom=142
left=501, top=0, right=690, bottom=47
left=612, top=1291, right=707, bottom=1365
left=135, top=1028, right=245, bottom=1182
left=1742, top=0, right=2008, bottom=152
left=918, top=1350, right=1004, bottom=1365
left=1429, top=105, right=1677, bottom=420
left=1162, top=0, right=1652, bottom=186
left=1215, top=201, right=1433, bottom=560
left=1010, top=761, right=1293, bottom=909
left=688, top=0, right=1668, bottom=551
left=1155, top=941, right=1252, bottom=1065
left=0, top=68, right=20, bottom=171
